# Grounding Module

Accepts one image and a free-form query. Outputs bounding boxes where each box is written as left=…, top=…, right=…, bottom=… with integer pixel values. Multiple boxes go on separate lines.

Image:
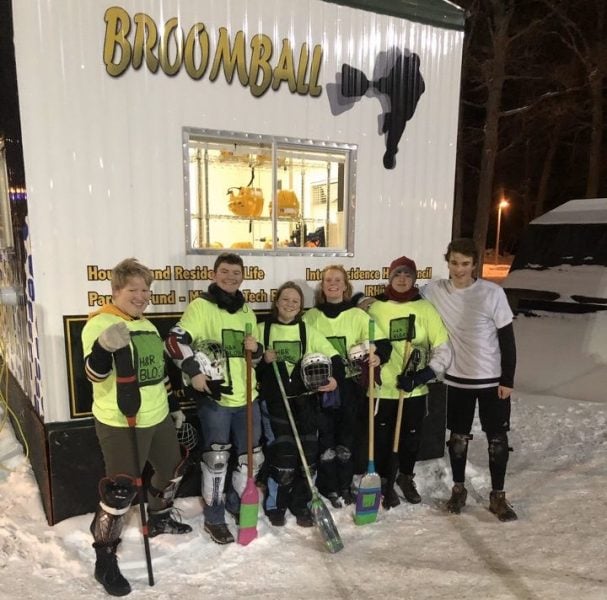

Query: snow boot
left=326, top=492, right=343, bottom=509
left=295, top=508, right=314, bottom=528
left=489, top=491, right=518, bottom=522
left=266, top=509, right=286, bottom=527
left=381, top=479, right=400, bottom=509
left=446, top=483, right=467, bottom=514
left=204, top=522, right=235, bottom=544
left=93, top=540, right=131, bottom=597
left=147, top=508, right=192, bottom=537
left=340, top=487, right=356, bottom=506
left=396, top=473, right=421, bottom=504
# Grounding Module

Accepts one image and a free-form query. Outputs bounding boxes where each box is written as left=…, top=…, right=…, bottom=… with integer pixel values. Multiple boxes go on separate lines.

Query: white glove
left=98, top=322, right=131, bottom=352
left=171, top=410, right=186, bottom=429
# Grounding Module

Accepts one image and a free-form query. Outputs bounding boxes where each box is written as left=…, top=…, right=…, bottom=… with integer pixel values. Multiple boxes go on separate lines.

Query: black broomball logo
left=328, top=48, right=425, bottom=170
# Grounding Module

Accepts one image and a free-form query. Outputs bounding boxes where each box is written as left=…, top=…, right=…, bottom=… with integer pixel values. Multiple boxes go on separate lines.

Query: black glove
left=396, top=366, right=435, bottom=392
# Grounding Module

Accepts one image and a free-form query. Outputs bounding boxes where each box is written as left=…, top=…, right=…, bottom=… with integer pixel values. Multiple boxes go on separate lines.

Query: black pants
left=354, top=395, right=427, bottom=480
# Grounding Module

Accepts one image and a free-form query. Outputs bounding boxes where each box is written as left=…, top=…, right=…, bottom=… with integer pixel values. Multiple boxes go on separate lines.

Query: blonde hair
left=111, top=258, right=153, bottom=291
left=314, top=264, right=353, bottom=305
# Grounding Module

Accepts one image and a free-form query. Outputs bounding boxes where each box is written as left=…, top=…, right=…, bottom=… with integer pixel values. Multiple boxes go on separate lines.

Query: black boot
left=204, top=522, right=235, bottom=544
left=381, top=479, right=400, bottom=510
left=446, top=483, right=468, bottom=514
left=396, top=473, right=421, bottom=504
left=147, top=507, right=193, bottom=537
left=489, top=491, right=518, bottom=522
left=93, top=540, right=131, bottom=597
left=340, top=487, right=356, bottom=506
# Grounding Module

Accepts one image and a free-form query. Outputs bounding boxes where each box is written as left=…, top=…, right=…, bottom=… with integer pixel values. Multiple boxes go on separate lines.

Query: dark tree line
left=454, top=0, right=607, bottom=261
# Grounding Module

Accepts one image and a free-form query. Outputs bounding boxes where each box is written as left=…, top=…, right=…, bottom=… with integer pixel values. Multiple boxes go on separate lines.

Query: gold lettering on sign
left=103, top=7, right=324, bottom=97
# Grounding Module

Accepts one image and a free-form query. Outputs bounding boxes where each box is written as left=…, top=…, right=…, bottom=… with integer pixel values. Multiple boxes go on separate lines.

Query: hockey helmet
left=269, top=190, right=300, bottom=218
left=183, top=340, right=227, bottom=387
left=227, top=187, right=264, bottom=218
left=176, top=421, right=199, bottom=451
left=300, top=352, right=332, bottom=391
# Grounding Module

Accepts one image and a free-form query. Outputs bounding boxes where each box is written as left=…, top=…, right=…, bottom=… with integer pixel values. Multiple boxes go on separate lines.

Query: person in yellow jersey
left=256, top=281, right=345, bottom=527
left=82, top=258, right=191, bottom=597
left=303, top=265, right=391, bottom=507
left=165, top=253, right=262, bottom=544
left=362, top=256, right=452, bottom=507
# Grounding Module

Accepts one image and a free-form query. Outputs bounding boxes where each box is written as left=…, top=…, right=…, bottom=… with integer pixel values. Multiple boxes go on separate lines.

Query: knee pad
left=269, top=465, right=296, bottom=486
left=91, top=475, right=137, bottom=545
left=447, top=433, right=472, bottom=459
left=98, top=475, right=137, bottom=510
left=148, top=452, right=190, bottom=507
left=335, top=445, right=351, bottom=463
left=488, top=433, right=511, bottom=467
left=233, top=446, right=265, bottom=496
left=202, top=443, right=232, bottom=472
left=320, top=448, right=336, bottom=463
left=200, top=443, right=231, bottom=506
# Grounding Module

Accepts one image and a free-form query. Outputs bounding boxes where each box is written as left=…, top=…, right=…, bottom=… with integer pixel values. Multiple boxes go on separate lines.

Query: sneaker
left=204, top=522, right=235, bottom=544
left=326, top=492, right=343, bottom=509
left=266, top=509, right=286, bottom=527
left=396, top=473, right=421, bottom=504
left=295, top=509, right=314, bottom=528
left=381, top=481, right=401, bottom=510
left=340, top=487, right=356, bottom=506
left=446, top=484, right=467, bottom=514
left=147, top=509, right=193, bottom=537
left=489, top=491, right=518, bottom=522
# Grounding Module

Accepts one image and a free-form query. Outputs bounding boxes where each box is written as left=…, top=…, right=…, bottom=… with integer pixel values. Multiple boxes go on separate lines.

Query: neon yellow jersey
left=303, top=306, right=371, bottom=358
left=368, top=299, right=449, bottom=399
left=82, top=313, right=168, bottom=428
left=177, top=297, right=257, bottom=407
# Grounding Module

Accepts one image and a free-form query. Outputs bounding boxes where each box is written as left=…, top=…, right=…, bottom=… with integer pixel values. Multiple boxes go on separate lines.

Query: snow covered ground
left=1, top=311, right=606, bottom=600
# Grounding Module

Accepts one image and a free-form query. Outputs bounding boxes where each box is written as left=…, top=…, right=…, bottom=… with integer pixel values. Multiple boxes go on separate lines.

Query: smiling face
left=322, top=268, right=347, bottom=303
left=112, top=276, right=151, bottom=318
left=447, top=251, right=476, bottom=288
left=276, top=287, right=302, bottom=323
left=213, top=261, right=244, bottom=294
left=390, top=269, right=415, bottom=293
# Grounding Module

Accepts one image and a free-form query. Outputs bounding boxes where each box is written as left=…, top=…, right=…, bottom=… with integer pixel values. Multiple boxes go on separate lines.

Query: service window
left=183, top=128, right=356, bottom=255
left=0, top=141, right=14, bottom=250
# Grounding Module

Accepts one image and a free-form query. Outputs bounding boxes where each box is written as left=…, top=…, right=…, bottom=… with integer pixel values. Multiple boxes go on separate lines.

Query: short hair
left=444, top=238, right=479, bottom=265
left=272, top=281, right=305, bottom=321
left=111, top=258, right=153, bottom=291
left=314, top=264, right=353, bottom=305
left=213, top=252, right=244, bottom=272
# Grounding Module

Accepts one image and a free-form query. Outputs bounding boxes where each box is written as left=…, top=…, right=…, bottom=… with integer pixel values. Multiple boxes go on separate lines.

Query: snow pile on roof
left=532, top=198, right=607, bottom=225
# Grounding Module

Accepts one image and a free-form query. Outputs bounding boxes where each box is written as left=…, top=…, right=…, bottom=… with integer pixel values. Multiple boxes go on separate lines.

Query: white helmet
left=301, top=352, right=332, bottom=391
left=183, top=340, right=227, bottom=387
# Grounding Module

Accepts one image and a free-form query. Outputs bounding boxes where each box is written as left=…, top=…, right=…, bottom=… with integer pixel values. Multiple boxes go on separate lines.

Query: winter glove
left=396, top=366, right=435, bottom=392
left=98, top=322, right=131, bottom=352
left=170, top=409, right=186, bottom=429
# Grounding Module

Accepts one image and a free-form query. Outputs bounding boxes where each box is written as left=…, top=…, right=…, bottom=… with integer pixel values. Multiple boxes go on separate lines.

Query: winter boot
left=93, top=540, right=131, bottom=597
left=381, top=478, right=400, bottom=510
left=489, top=491, right=518, bottom=522
left=396, top=473, right=421, bottom=504
left=147, top=508, right=193, bottom=537
left=266, top=509, right=286, bottom=527
left=295, top=508, right=314, bottom=528
left=326, top=492, right=343, bottom=509
left=204, top=522, right=235, bottom=544
left=340, top=487, right=356, bottom=506
left=446, top=483, right=467, bottom=514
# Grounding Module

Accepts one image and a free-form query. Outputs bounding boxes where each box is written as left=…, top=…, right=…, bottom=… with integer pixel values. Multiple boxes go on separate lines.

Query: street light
left=494, top=199, right=509, bottom=264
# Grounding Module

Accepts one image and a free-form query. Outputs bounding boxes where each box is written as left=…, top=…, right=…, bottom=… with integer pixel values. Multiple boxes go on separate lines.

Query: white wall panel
left=13, top=0, right=463, bottom=421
